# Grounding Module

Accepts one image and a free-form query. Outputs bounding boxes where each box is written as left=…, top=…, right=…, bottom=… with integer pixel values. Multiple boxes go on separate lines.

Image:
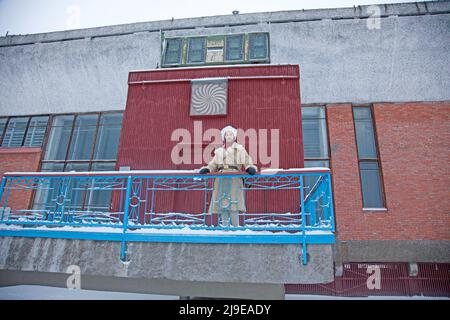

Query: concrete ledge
left=1, top=1, right=449, bottom=46
left=336, top=240, right=450, bottom=263
left=0, top=270, right=285, bottom=299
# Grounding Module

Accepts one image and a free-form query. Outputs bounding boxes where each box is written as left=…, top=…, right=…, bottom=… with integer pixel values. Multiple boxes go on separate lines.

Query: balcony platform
left=0, top=225, right=335, bottom=244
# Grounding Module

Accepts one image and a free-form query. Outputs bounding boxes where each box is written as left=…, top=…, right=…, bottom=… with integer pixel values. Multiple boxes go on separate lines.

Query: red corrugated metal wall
left=116, top=65, right=303, bottom=215
left=285, top=263, right=450, bottom=297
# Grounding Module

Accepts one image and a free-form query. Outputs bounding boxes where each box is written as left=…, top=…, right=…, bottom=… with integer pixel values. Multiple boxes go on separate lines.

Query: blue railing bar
left=300, top=175, right=308, bottom=265
left=0, top=228, right=335, bottom=245
left=1, top=220, right=124, bottom=228
left=1, top=180, right=12, bottom=221
left=2, top=171, right=331, bottom=180
left=0, top=177, right=7, bottom=220
left=120, top=176, right=132, bottom=261
left=124, top=224, right=305, bottom=231
left=326, top=173, right=336, bottom=232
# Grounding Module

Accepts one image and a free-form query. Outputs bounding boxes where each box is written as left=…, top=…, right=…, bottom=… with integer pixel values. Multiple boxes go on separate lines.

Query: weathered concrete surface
left=1, top=2, right=449, bottom=116
left=0, top=237, right=334, bottom=284
left=0, top=270, right=285, bottom=300
left=335, top=240, right=450, bottom=263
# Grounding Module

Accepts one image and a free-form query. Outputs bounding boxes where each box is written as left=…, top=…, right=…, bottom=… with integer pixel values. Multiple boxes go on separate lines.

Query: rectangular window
left=302, top=107, right=329, bottom=160
left=24, top=116, right=49, bottom=147
left=93, top=113, right=123, bottom=160
left=353, top=106, right=385, bottom=209
left=225, top=35, right=244, bottom=61
left=1, top=117, right=29, bottom=147
left=67, top=114, right=98, bottom=160
left=42, top=112, right=123, bottom=170
left=35, top=112, right=123, bottom=212
left=249, top=33, right=269, bottom=60
left=43, top=115, right=74, bottom=160
left=163, top=38, right=183, bottom=65
left=187, top=37, right=206, bottom=64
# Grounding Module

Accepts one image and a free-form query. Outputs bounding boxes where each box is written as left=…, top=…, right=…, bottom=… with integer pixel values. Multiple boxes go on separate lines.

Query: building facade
left=0, top=1, right=449, bottom=298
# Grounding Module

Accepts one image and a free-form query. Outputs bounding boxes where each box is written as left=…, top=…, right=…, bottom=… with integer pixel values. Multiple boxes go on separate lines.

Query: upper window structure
left=187, top=37, right=207, bottom=64
left=161, top=32, right=270, bottom=67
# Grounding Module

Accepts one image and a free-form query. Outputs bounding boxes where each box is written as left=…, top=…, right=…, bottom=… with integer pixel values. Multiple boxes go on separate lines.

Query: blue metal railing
left=0, top=168, right=335, bottom=264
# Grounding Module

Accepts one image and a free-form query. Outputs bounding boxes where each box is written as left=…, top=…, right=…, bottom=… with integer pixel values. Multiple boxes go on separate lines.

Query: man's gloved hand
left=246, top=167, right=257, bottom=175
left=199, top=168, right=210, bottom=174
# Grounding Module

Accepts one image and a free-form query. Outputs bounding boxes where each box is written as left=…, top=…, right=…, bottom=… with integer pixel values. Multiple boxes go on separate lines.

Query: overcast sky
left=0, top=0, right=429, bottom=36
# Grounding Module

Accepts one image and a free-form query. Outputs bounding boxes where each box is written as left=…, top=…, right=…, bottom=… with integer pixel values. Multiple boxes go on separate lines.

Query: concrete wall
left=335, top=240, right=450, bottom=264
left=1, top=1, right=449, bottom=116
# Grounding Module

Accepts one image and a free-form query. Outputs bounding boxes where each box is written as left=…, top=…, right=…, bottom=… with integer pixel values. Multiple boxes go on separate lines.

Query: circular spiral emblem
left=191, top=82, right=227, bottom=115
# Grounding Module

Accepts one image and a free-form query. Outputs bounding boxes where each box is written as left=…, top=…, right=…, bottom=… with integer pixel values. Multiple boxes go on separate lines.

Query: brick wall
left=0, top=148, right=42, bottom=211
left=328, top=102, right=450, bottom=241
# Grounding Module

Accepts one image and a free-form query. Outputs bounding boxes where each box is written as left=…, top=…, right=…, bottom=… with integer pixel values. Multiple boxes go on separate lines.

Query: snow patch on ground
left=0, top=286, right=447, bottom=300
left=285, top=293, right=449, bottom=300
left=0, top=285, right=179, bottom=300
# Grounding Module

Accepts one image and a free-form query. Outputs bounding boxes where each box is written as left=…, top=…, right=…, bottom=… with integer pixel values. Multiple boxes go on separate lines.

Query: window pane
left=355, top=120, right=377, bottom=158
left=304, top=160, right=330, bottom=225
left=63, top=163, right=90, bottom=212
left=0, top=118, right=7, bottom=143
left=65, top=162, right=90, bottom=172
left=302, top=107, right=328, bottom=159
left=302, top=106, right=325, bottom=119
left=92, top=162, right=116, bottom=171
left=353, top=107, right=372, bottom=120
left=100, top=113, right=123, bottom=125
left=360, top=161, right=384, bottom=208
left=304, top=160, right=330, bottom=193
left=44, top=115, right=74, bottom=160
left=225, top=35, right=244, bottom=61
left=304, top=160, right=330, bottom=168
left=88, top=162, right=116, bottom=212
left=67, top=115, right=98, bottom=160
left=40, top=162, right=64, bottom=172
left=93, top=114, right=123, bottom=160
left=1, top=117, right=28, bottom=147
left=164, top=39, right=182, bottom=65
left=249, top=33, right=268, bottom=60
left=24, top=116, right=49, bottom=147
left=187, top=38, right=206, bottom=63
left=32, top=163, right=64, bottom=211
left=354, top=108, right=377, bottom=159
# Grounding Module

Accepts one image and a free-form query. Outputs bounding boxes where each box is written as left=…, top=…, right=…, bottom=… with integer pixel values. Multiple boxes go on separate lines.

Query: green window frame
left=163, top=38, right=183, bottom=66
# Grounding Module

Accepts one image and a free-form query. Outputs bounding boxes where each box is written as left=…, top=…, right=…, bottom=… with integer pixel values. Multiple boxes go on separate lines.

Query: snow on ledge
left=0, top=224, right=333, bottom=236
left=4, top=167, right=330, bottom=177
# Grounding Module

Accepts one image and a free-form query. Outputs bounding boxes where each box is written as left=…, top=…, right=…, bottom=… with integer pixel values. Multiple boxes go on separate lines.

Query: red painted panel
left=117, top=65, right=303, bottom=214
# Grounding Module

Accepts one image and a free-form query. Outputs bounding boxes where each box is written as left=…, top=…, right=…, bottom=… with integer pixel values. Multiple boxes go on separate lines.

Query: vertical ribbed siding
left=285, top=263, right=450, bottom=297
left=118, top=65, right=302, bottom=213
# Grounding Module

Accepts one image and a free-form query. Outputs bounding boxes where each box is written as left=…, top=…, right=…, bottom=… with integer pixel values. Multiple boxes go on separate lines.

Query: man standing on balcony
left=199, top=125, right=258, bottom=227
